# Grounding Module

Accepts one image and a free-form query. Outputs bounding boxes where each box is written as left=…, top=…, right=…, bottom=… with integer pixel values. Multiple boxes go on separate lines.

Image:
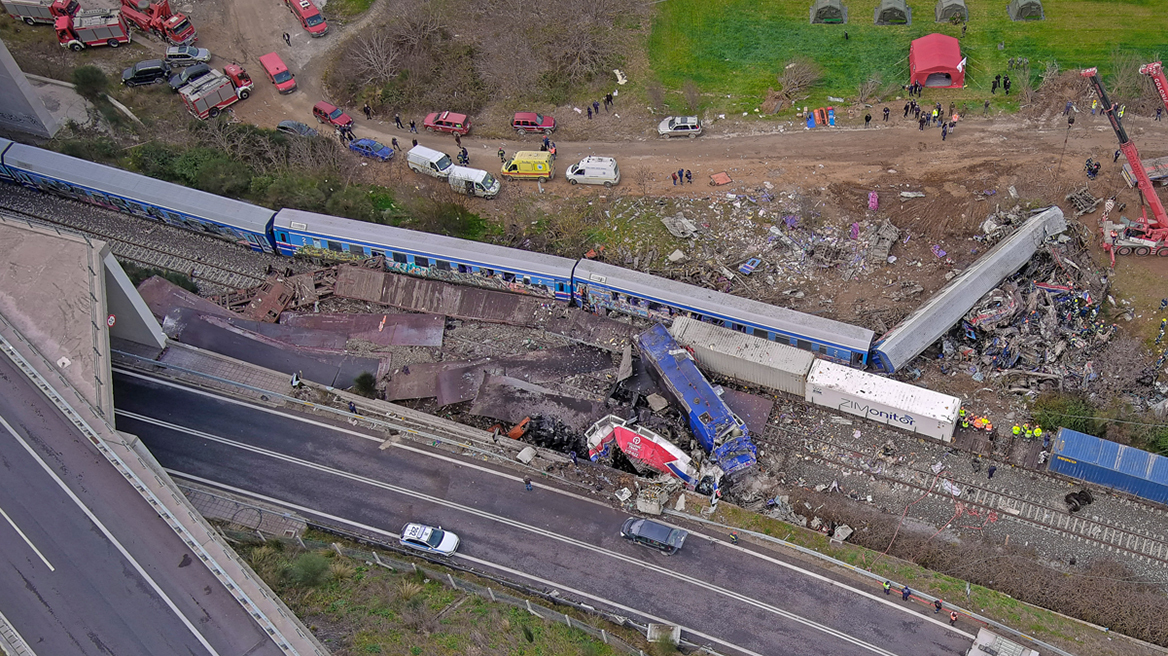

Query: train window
left=414, top=256, right=430, bottom=267
left=556, top=283, right=565, bottom=292
left=347, top=244, right=364, bottom=254
left=436, top=260, right=452, bottom=271
left=370, top=249, right=384, bottom=257
left=523, top=276, right=531, bottom=285
left=796, top=339, right=812, bottom=351
left=327, top=241, right=344, bottom=252
left=503, top=272, right=515, bottom=283
left=482, top=268, right=494, bottom=277
left=392, top=252, right=408, bottom=264
left=851, top=352, right=865, bottom=366
left=275, top=231, right=288, bottom=242
left=647, top=301, right=663, bottom=312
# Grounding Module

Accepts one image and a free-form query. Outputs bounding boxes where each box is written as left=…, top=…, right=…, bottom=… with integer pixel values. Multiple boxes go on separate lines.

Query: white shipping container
left=669, top=316, right=814, bottom=396
left=805, top=360, right=959, bottom=441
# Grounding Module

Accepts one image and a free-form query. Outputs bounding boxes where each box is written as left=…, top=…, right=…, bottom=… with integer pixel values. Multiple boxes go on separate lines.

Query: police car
left=399, top=523, right=460, bottom=556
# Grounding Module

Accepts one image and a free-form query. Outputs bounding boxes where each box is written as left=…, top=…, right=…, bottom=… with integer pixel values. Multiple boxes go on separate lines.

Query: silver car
left=658, top=116, right=702, bottom=138
left=400, top=523, right=460, bottom=556
left=164, top=45, right=211, bottom=68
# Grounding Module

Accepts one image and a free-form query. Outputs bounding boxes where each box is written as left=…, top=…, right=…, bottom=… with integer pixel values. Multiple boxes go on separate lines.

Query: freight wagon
left=1048, top=428, right=1168, bottom=505
left=668, top=315, right=814, bottom=396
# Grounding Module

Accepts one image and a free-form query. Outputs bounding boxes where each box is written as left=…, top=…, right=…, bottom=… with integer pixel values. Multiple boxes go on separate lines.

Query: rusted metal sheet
left=383, top=360, right=489, bottom=401
left=719, top=387, right=775, bottom=438
left=138, top=275, right=233, bottom=320
left=240, top=275, right=294, bottom=323
left=544, top=310, right=639, bottom=352
left=335, top=266, right=545, bottom=327
left=493, top=346, right=614, bottom=384
left=436, top=365, right=486, bottom=406
left=279, top=312, right=444, bottom=347
left=470, top=374, right=604, bottom=431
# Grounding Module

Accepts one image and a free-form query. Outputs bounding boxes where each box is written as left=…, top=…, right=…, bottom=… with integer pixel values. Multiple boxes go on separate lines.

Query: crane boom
left=1081, top=68, right=1168, bottom=246
left=1140, top=62, right=1168, bottom=113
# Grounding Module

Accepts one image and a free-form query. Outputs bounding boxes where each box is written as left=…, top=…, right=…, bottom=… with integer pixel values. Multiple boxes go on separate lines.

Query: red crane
left=1140, top=61, right=1168, bottom=113
left=1081, top=67, right=1168, bottom=264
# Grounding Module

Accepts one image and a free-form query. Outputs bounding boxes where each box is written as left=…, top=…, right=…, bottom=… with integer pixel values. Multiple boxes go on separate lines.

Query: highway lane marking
left=0, top=414, right=223, bottom=656
left=113, top=369, right=607, bottom=509
left=0, top=503, right=55, bottom=571
left=118, top=371, right=973, bottom=641
left=171, top=471, right=770, bottom=656
left=123, top=412, right=915, bottom=656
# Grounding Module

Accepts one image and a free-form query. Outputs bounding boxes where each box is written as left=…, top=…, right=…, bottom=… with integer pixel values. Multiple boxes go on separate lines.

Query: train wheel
left=1116, top=246, right=1134, bottom=255
left=1136, top=246, right=1152, bottom=256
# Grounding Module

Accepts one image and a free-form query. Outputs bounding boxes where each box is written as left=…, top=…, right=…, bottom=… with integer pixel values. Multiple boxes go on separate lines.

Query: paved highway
left=113, top=370, right=974, bottom=656
left=0, top=356, right=280, bottom=656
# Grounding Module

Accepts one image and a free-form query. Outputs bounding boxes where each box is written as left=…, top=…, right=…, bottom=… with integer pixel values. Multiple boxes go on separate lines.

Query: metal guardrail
left=0, top=316, right=311, bottom=656
left=0, top=606, right=34, bottom=656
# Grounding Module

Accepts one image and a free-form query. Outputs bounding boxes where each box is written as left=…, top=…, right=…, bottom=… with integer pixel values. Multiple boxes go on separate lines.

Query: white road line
left=126, top=412, right=929, bottom=656
left=114, top=369, right=607, bottom=509
left=117, top=375, right=973, bottom=638
left=0, top=414, right=222, bottom=656
left=0, top=504, right=54, bottom=572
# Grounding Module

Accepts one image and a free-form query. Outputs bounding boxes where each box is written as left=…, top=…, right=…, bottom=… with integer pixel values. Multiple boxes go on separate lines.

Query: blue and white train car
left=574, top=259, right=875, bottom=366
left=273, top=209, right=576, bottom=300
left=0, top=142, right=278, bottom=253
left=0, top=138, right=16, bottom=183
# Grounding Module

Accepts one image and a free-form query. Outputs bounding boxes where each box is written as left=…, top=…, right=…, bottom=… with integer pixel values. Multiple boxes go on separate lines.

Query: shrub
left=1032, top=392, right=1099, bottom=436
left=352, top=372, right=378, bottom=398
left=288, top=552, right=330, bottom=587
left=72, top=65, right=109, bottom=101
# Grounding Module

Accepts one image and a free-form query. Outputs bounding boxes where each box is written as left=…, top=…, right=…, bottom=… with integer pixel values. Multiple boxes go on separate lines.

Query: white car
left=164, top=45, right=211, bottom=68
left=658, top=116, right=702, bottom=138
left=400, top=523, right=460, bottom=556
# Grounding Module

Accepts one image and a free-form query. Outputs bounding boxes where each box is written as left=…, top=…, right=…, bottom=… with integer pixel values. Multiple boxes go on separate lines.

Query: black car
left=620, top=517, right=688, bottom=555
left=169, top=63, right=212, bottom=92
left=276, top=120, right=320, bottom=138
left=122, top=60, right=171, bottom=87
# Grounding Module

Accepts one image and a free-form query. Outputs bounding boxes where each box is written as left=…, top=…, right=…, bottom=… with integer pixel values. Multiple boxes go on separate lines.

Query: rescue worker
left=1012, top=424, right=1021, bottom=437
left=1033, top=425, right=1043, bottom=440
left=984, top=421, right=994, bottom=433
left=1025, top=425, right=1034, bottom=439
left=950, top=611, right=959, bottom=626
left=961, top=417, right=970, bottom=430
left=959, top=407, right=966, bottom=419
left=883, top=581, right=892, bottom=595
left=729, top=531, right=739, bottom=545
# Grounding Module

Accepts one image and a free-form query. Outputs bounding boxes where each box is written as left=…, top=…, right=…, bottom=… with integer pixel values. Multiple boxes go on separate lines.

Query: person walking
left=729, top=531, right=739, bottom=545
left=569, top=450, right=578, bottom=466
left=685, top=170, right=692, bottom=184
left=678, top=168, right=685, bottom=184
left=991, top=78, right=999, bottom=94
left=524, top=476, right=533, bottom=491
left=394, top=113, right=404, bottom=129
left=391, top=137, right=399, bottom=152
left=593, top=100, right=601, bottom=116
left=671, top=171, right=678, bottom=186
left=1091, top=99, right=1098, bottom=115
left=587, top=106, right=592, bottom=120
left=941, top=123, right=949, bottom=141
left=348, top=401, right=357, bottom=413
left=282, top=32, right=291, bottom=47
left=984, top=99, right=990, bottom=116
left=454, top=133, right=461, bottom=148
left=883, top=107, right=890, bottom=121
left=1158, top=107, right=1164, bottom=121
left=904, top=101, right=911, bottom=118
left=918, top=115, right=926, bottom=131
left=409, top=120, right=418, bottom=133
left=498, top=147, right=506, bottom=163
left=902, top=587, right=912, bottom=601
left=934, top=599, right=943, bottom=614
left=542, top=135, right=550, bottom=149
left=987, top=465, right=997, bottom=479
left=949, top=611, right=959, bottom=626
left=1063, top=101, right=1073, bottom=116
left=1004, top=75, right=1011, bottom=95
left=411, top=138, right=418, bottom=148
left=883, top=581, right=892, bottom=595
left=864, top=112, right=872, bottom=128
left=363, top=103, right=372, bottom=120
left=1114, top=149, right=1122, bottom=163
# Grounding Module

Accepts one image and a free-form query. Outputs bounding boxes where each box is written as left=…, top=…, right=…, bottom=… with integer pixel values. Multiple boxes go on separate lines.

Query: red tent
left=909, top=33, right=965, bottom=89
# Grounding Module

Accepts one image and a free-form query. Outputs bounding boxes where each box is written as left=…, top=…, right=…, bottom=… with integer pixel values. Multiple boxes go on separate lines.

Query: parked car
left=349, top=138, right=393, bottom=161
left=276, top=120, right=319, bottom=138
left=163, top=45, right=211, bottom=68
left=121, top=60, right=170, bottom=87
left=620, top=517, right=688, bottom=555
left=259, top=52, right=297, bottom=94
left=511, top=112, right=556, bottom=135
left=400, top=522, right=460, bottom=556
left=168, top=63, right=212, bottom=91
left=423, top=111, right=471, bottom=135
left=657, top=116, right=702, bottom=138
left=312, top=101, right=352, bottom=127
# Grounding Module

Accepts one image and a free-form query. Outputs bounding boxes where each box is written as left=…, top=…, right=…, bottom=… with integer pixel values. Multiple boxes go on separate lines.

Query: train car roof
left=3, top=143, right=275, bottom=234
left=576, top=259, right=873, bottom=351
left=274, top=208, right=577, bottom=278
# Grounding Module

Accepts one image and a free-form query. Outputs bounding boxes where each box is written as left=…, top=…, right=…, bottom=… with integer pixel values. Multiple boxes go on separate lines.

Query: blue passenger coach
left=0, top=142, right=277, bottom=253
left=273, top=209, right=576, bottom=300
left=574, top=259, right=874, bottom=366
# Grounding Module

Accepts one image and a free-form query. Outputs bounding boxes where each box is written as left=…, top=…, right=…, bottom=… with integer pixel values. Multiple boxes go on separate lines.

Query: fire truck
left=119, top=0, right=195, bottom=46
left=179, top=65, right=253, bottom=120
left=2, top=0, right=77, bottom=26
left=1082, top=67, right=1168, bottom=264
left=55, top=9, right=131, bottom=51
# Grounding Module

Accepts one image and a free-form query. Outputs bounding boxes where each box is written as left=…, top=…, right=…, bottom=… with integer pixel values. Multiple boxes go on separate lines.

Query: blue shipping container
left=1048, top=428, right=1168, bottom=505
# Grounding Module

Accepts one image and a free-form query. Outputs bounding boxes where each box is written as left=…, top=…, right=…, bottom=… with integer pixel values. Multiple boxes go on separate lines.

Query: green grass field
left=649, top=0, right=1167, bottom=110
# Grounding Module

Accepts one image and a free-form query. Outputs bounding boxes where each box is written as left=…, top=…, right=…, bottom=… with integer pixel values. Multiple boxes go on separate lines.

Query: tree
left=351, top=31, right=403, bottom=87
left=72, top=65, right=109, bottom=102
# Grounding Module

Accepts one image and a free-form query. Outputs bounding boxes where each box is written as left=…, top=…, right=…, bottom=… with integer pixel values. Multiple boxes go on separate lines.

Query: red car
left=511, top=112, right=556, bottom=135
left=313, top=101, right=352, bottom=127
left=423, top=111, right=471, bottom=135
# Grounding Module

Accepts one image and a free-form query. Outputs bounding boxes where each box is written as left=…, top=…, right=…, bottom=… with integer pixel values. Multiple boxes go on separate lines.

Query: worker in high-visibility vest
left=959, top=408, right=966, bottom=418
left=984, top=421, right=994, bottom=433
left=961, top=417, right=970, bottom=429
left=1034, top=426, right=1043, bottom=439
left=1012, top=425, right=1021, bottom=436
left=1024, top=425, right=1034, bottom=439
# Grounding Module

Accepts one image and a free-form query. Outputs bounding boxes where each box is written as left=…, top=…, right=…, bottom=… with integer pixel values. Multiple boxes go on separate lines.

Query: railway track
left=758, top=421, right=1168, bottom=568
left=0, top=204, right=267, bottom=293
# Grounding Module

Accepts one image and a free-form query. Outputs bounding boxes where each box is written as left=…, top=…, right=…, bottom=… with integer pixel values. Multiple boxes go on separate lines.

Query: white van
left=407, top=145, right=454, bottom=179
left=566, top=156, right=620, bottom=187
left=448, top=166, right=500, bottom=199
